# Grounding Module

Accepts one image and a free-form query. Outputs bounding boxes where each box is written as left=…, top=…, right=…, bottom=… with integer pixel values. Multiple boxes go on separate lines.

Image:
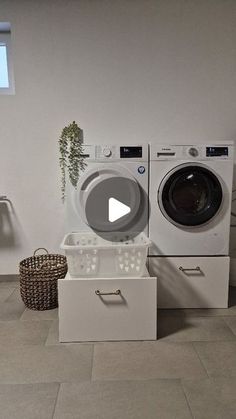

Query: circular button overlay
left=83, top=176, right=149, bottom=242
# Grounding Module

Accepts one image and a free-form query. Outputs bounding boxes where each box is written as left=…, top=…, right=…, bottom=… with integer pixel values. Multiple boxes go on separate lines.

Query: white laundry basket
left=61, top=232, right=151, bottom=278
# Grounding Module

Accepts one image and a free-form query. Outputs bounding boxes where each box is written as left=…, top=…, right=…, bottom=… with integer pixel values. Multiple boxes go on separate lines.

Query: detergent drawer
left=58, top=272, right=157, bottom=342
left=148, top=256, right=229, bottom=309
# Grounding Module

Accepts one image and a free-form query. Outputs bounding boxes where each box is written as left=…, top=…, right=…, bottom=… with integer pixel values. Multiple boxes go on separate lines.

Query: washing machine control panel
left=153, top=144, right=233, bottom=161
left=206, top=146, right=229, bottom=157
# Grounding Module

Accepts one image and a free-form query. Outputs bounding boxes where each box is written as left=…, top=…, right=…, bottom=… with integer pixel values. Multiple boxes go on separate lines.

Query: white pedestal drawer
left=148, top=256, right=229, bottom=309
left=58, top=272, right=157, bottom=342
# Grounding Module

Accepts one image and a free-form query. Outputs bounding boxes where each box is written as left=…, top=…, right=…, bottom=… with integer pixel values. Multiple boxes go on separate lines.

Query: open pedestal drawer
left=58, top=269, right=157, bottom=342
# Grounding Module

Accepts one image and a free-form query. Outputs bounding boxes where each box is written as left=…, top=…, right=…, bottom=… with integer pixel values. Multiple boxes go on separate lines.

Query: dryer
left=65, top=144, right=149, bottom=237
left=149, top=143, right=234, bottom=256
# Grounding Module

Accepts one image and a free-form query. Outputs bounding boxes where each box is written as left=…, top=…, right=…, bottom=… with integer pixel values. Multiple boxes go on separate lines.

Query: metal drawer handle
left=179, top=266, right=201, bottom=272
left=95, top=289, right=121, bottom=296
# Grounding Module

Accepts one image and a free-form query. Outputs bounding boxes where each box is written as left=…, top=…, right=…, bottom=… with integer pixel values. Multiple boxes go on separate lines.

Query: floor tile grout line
left=90, top=344, right=95, bottom=381
left=4, top=287, right=17, bottom=303
left=157, top=338, right=236, bottom=344
left=42, top=320, right=55, bottom=346
left=51, top=382, right=61, bottom=419
left=158, top=337, right=236, bottom=343
left=180, top=379, right=195, bottom=419
left=158, top=312, right=236, bottom=321
left=19, top=313, right=26, bottom=320
left=221, top=317, right=236, bottom=338
left=159, top=315, right=236, bottom=319
left=191, top=342, right=210, bottom=379
left=158, top=314, right=236, bottom=319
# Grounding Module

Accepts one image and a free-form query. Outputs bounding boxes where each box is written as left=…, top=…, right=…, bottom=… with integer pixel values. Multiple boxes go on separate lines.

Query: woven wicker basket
left=19, top=248, right=67, bottom=310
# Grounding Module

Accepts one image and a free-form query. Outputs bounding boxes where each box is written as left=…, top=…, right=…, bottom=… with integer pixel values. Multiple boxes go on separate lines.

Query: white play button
left=108, top=197, right=131, bottom=223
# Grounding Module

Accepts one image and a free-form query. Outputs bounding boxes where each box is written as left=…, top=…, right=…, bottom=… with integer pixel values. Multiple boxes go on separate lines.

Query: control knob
left=103, top=147, right=112, bottom=157
left=188, top=147, right=199, bottom=157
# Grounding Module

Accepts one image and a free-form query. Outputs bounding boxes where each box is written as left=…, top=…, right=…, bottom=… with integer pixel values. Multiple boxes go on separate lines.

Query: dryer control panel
left=120, top=146, right=142, bottom=158
left=96, top=146, right=116, bottom=158
left=81, top=145, right=147, bottom=161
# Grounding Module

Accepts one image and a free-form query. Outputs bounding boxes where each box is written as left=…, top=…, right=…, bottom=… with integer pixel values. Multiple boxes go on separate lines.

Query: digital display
left=206, top=147, right=228, bottom=157
left=120, top=146, right=142, bottom=158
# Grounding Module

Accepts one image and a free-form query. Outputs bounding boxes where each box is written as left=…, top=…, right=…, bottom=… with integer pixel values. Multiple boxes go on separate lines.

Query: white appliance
left=65, top=144, right=149, bottom=235
left=149, top=143, right=234, bottom=256
left=148, top=143, right=234, bottom=308
left=59, top=144, right=157, bottom=341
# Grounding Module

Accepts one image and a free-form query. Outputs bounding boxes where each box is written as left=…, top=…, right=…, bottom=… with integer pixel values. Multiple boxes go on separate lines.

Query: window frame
left=0, top=31, right=15, bottom=95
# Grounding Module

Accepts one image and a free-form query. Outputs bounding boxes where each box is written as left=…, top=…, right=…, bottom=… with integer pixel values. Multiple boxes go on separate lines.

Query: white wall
left=1, top=0, right=236, bottom=273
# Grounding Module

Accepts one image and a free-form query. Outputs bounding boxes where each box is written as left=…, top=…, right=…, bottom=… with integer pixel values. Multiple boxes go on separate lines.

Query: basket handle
left=33, top=248, right=49, bottom=257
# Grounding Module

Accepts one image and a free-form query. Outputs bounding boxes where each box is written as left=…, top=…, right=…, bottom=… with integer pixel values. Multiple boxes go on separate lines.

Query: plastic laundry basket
left=61, top=232, right=151, bottom=277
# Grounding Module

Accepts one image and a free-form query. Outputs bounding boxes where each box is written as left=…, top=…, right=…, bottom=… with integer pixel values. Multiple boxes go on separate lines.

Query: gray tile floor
left=1, top=281, right=236, bottom=418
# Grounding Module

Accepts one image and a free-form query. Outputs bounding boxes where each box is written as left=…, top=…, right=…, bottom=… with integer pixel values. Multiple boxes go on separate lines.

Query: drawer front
left=149, top=256, right=229, bottom=308
left=58, top=278, right=157, bottom=341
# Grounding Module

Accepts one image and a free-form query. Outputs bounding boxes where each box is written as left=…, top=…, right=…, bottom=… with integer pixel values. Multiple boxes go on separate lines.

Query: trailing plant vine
left=59, top=121, right=86, bottom=202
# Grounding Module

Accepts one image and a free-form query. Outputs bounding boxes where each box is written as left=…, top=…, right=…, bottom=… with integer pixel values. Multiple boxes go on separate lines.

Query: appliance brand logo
left=138, top=166, right=145, bottom=174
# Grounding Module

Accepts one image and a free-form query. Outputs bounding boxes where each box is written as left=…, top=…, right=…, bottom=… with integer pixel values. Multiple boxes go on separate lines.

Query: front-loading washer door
left=73, top=164, right=141, bottom=232
left=158, top=164, right=223, bottom=227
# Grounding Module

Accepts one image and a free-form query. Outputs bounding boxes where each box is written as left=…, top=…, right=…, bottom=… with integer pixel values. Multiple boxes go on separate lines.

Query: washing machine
left=65, top=144, right=149, bottom=237
left=149, top=143, right=234, bottom=256
left=148, top=142, right=234, bottom=308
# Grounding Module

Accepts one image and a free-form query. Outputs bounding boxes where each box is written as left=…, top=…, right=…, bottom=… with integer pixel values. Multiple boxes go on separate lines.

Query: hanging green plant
left=59, top=121, right=87, bottom=202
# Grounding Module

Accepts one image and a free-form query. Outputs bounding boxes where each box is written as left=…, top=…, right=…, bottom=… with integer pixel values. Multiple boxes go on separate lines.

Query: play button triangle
left=108, top=197, right=131, bottom=223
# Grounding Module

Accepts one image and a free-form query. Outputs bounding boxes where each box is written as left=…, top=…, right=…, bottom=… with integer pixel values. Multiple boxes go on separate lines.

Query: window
left=0, top=22, right=14, bottom=94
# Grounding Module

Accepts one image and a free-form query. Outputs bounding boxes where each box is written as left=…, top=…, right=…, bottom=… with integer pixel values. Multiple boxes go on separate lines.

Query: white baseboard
left=0, top=274, right=19, bottom=282
left=230, top=257, right=236, bottom=286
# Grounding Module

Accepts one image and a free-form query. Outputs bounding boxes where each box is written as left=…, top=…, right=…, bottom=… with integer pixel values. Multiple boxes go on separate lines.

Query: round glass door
left=75, top=165, right=141, bottom=233
left=159, top=165, right=223, bottom=227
